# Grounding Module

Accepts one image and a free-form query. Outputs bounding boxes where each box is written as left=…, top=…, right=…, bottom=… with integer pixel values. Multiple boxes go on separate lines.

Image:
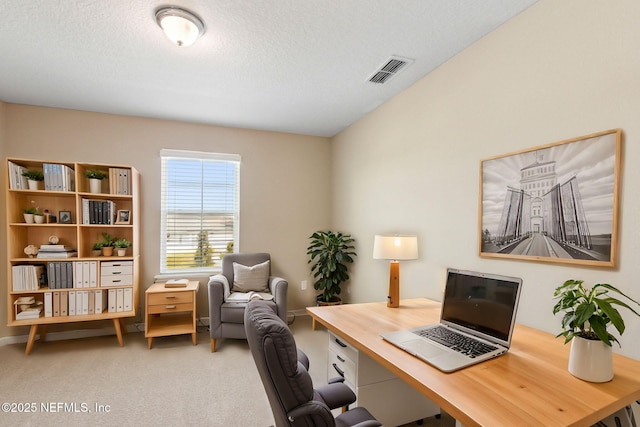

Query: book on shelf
left=39, top=244, right=75, bottom=252
left=109, top=167, right=131, bottom=195
left=16, top=307, right=43, bottom=320
left=43, top=163, right=75, bottom=192
left=81, top=198, right=116, bottom=224
left=12, top=265, right=47, bottom=291
left=7, top=161, right=28, bottom=190
left=37, top=250, right=78, bottom=259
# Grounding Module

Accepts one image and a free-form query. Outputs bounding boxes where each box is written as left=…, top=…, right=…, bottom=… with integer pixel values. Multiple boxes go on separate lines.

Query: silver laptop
left=380, top=268, right=522, bottom=373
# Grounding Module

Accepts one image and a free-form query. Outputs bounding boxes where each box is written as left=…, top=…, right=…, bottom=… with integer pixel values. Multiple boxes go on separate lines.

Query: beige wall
left=0, top=101, right=6, bottom=335
left=332, top=0, right=640, bottom=360
left=2, top=104, right=331, bottom=337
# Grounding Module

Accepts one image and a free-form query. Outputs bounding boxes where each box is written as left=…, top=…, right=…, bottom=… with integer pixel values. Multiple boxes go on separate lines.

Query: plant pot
left=34, top=215, right=45, bottom=224
left=27, top=179, right=41, bottom=190
left=316, top=295, right=343, bottom=307
left=92, top=250, right=101, bottom=257
left=89, top=178, right=102, bottom=194
left=568, top=336, right=614, bottom=383
left=116, top=248, right=127, bottom=256
left=24, top=213, right=34, bottom=223
left=101, top=246, right=114, bottom=257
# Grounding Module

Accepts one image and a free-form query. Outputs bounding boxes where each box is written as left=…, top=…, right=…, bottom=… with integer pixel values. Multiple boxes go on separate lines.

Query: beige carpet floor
left=0, top=315, right=453, bottom=427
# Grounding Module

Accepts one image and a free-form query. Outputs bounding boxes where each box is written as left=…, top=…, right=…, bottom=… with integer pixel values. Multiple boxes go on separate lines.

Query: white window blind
left=160, top=149, right=240, bottom=274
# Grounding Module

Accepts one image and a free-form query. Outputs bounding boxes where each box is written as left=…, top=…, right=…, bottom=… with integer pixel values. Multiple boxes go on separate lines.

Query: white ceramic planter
left=34, top=215, right=45, bottom=224
left=568, top=336, right=614, bottom=382
left=89, top=178, right=102, bottom=194
left=116, top=248, right=127, bottom=256
left=27, top=179, right=40, bottom=190
left=24, top=213, right=34, bottom=223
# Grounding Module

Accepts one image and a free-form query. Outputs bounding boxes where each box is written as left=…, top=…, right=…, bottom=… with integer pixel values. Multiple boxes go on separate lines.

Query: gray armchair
left=208, top=253, right=287, bottom=352
left=245, top=300, right=381, bottom=427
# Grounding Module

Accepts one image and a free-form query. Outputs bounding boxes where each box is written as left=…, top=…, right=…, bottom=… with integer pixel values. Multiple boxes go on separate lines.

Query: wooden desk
left=307, top=298, right=640, bottom=427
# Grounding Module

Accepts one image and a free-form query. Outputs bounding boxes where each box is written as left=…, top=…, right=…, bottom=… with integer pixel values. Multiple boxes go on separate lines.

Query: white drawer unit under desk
left=328, top=331, right=440, bottom=426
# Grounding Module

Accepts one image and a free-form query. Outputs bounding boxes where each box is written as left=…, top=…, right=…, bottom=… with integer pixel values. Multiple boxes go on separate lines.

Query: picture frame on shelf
left=59, top=210, right=72, bottom=224
left=479, top=128, right=622, bottom=268
left=115, top=209, right=130, bottom=224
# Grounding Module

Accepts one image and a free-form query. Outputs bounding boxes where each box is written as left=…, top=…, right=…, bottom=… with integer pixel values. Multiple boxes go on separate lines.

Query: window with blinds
left=160, top=149, right=240, bottom=274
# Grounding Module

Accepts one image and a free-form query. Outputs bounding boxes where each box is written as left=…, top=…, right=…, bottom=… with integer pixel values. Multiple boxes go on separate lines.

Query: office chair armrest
left=287, top=401, right=333, bottom=424
left=315, top=382, right=356, bottom=410
left=328, top=376, right=345, bottom=384
left=351, top=421, right=382, bottom=427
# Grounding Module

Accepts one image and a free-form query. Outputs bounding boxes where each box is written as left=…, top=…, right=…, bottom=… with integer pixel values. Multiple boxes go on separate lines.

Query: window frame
left=159, top=149, right=240, bottom=276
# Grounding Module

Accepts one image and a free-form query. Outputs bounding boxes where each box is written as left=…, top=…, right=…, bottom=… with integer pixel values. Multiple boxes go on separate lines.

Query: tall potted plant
left=553, top=279, right=640, bottom=382
left=307, top=231, right=357, bottom=304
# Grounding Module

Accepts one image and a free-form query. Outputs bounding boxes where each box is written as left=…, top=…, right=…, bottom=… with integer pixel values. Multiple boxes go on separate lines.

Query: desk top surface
left=307, top=298, right=640, bottom=427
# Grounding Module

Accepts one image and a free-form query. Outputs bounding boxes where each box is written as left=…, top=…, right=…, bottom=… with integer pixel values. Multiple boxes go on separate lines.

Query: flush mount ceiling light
left=155, top=6, right=205, bottom=47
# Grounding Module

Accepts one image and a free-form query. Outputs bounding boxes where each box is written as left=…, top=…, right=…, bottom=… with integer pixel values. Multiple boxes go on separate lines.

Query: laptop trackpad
left=403, top=339, right=447, bottom=358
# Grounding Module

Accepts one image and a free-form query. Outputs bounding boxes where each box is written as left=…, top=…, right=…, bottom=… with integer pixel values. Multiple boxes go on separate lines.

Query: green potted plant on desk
left=553, top=279, right=640, bottom=382
left=307, top=230, right=357, bottom=305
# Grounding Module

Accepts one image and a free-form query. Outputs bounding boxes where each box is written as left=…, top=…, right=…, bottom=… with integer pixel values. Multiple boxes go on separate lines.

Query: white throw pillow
left=232, top=260, right=270, bottom=293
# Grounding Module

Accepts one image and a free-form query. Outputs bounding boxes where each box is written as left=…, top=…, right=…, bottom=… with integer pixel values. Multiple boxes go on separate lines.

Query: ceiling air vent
left=368, top=56, right=413, bottom=84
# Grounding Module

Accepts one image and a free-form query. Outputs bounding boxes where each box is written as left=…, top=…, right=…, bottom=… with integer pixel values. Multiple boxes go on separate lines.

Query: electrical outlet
left=301, top=280, right=308, bottom=290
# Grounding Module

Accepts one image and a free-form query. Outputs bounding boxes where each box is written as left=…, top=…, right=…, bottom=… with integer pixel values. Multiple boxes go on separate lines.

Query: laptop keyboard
left=414, top=326, right=498, bottom=358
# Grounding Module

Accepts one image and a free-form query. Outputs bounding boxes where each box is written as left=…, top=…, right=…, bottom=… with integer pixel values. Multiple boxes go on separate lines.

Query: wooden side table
left=145, top=280, right=199, bottom=349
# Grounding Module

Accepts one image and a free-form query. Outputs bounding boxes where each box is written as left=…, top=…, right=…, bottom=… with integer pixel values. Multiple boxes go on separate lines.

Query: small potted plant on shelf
left=98, top=233, right=115, bottom=256
left=85, top=169, right=107, bottom=194
left=23, top=207, right=38, bottom=223
left=553, top=279, right=640, bottom=382
left=91, top=242, right=103, bottom=257
left=113, top=238, right=131, bottom=256
left=21, top=169, right=44, bottom=190
left=307, top=230, right=357, bottom=305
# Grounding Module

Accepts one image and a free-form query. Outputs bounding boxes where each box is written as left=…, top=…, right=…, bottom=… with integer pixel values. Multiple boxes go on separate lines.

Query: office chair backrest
left=245, top=300, right=335, bottom=427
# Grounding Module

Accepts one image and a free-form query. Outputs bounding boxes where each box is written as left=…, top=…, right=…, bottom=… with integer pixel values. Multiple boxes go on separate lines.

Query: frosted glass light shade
left=156, top=7, right=205, bottom=47
left=373, top=235, right=418, bottom=261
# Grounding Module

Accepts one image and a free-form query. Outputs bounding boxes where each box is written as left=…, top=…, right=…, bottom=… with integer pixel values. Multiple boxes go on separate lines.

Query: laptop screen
left=441, top=269, right=522, bottom=345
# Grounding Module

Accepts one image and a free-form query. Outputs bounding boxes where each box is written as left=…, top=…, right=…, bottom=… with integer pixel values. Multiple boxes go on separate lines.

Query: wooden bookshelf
left=5, top=158, right=140, bottom=354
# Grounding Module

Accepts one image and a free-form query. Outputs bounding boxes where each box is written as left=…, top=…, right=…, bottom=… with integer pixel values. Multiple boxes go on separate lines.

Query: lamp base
left=387, top=261, right=400, bottom=308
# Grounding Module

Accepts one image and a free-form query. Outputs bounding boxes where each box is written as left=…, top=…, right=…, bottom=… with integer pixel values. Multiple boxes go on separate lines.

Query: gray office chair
left=245, top=300, right=381, bottom=427
left=208, top=253, right=288, bottom=352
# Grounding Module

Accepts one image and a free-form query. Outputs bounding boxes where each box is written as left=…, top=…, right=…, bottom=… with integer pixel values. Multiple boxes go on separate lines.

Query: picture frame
left=479, top=129, right=622, bottom=267
left=115, top=209, right=130, bottom=224
left=58, top=210, right=72, bottom=224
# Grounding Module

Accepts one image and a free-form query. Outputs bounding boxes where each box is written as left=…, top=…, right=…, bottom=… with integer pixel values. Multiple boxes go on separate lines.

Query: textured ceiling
left=0, top=0, right=537, bottom=137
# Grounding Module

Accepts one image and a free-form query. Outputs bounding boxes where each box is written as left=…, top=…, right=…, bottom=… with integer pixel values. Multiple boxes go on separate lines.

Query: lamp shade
left=155, top=7, right=205, bottom=47
left=373, top=235, right=418, bottom=261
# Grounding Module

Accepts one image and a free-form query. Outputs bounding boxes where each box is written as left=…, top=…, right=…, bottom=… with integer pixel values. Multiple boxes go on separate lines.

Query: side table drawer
left=147, top=302, right=194, bottom=314
left=148, top=291, right=193, bottom=305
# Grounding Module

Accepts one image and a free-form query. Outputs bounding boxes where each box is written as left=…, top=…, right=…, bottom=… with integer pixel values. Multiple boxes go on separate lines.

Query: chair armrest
left=287, top=401, right=333, bottom=425
left=314, top=382, right=356, bottom=410
left=208, top=275, right=228, bottom=333
left=209, top=274, right=230, bottom=300
left=269, top=276, right=288, bottom=322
